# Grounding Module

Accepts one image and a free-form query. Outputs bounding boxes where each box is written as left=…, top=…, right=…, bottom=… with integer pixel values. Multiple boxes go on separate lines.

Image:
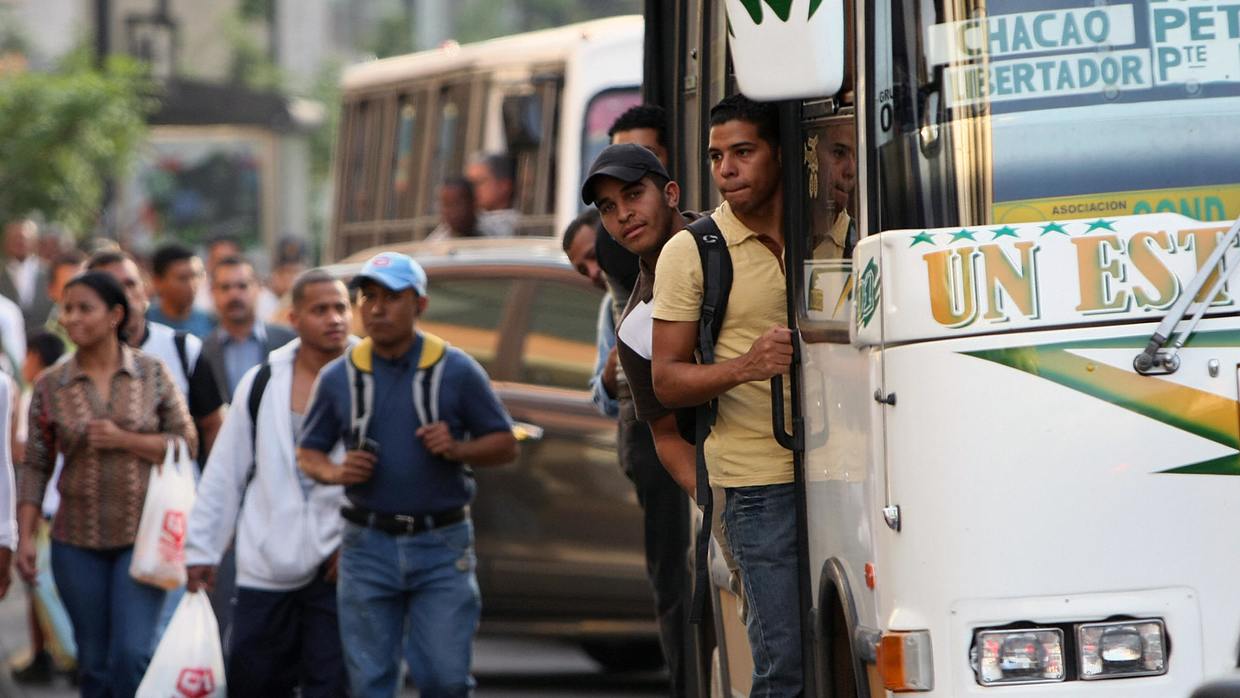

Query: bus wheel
left=818, top=596, right=869, bottom=698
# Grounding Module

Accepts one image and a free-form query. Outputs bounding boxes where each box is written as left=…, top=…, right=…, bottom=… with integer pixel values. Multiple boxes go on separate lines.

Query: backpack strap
left=346, top=338, right=376, bottom=444
left=244, top=362, right=273, bottom=489
left=686, top=215, right=733, bottom=366
left=349, top=333, right=449, bottom=444
left=412, top=332, right=448, bottom=426
left=173, top=331, right=191, bottom=384
left=248, top=363, right=272, bottom=457
left=683, top=215, right=734, bottom=626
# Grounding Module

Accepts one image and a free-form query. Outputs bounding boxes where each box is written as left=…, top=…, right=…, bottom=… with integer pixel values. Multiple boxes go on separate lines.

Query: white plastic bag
left=130, top=438, right=196, bottom=589
left=136, top=591, right=226, bottom=698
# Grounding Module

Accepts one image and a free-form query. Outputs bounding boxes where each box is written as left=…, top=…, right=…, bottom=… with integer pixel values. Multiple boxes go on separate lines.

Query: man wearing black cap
left=298, top=252, right=517, bottom=697
left=582, top=142, right=695, bottom=698
left=595, top=105, right=674, bottom=316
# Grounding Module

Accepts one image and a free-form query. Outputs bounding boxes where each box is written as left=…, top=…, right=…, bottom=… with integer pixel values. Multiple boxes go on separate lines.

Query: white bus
left=653, top=0, right=1240, bottom=695
left=329, top=15, right=643, bottom=260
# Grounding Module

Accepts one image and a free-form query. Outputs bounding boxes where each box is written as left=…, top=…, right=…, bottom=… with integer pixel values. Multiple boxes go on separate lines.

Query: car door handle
left=511, top=421, right=544, bottom=442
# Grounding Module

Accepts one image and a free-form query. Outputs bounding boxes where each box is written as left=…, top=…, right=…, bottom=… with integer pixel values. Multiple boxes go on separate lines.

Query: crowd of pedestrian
left=0, top=92, right=815, bottom=698
left=0, top=220, right=342, bottom=693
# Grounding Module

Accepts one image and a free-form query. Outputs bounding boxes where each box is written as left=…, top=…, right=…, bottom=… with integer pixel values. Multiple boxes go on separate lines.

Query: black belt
left=341, top=506, right=468, bottom=536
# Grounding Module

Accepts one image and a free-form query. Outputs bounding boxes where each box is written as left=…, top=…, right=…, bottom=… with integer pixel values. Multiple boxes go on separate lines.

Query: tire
left=821, top=598, right=863, bottom=698
left=581, top=639, right=667, bottom=673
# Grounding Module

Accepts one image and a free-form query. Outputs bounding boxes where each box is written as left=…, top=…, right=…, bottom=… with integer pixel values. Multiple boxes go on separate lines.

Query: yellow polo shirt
left=652, top=201, right=793, bottom=487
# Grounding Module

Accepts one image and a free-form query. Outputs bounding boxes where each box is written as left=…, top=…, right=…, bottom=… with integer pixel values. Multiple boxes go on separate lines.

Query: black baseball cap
left=581, top=143, right=672, bottom=206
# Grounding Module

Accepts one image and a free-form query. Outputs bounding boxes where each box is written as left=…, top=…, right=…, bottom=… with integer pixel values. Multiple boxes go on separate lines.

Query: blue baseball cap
left=350, top=252, right=428, bottom=296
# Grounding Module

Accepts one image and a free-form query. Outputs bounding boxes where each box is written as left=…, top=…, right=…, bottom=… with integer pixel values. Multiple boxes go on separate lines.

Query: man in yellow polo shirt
left=651, top=94, right=800, bottom=696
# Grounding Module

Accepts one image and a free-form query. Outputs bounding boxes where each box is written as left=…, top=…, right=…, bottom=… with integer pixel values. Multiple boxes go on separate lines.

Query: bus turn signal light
left=877, top=630, right=934, bottom=692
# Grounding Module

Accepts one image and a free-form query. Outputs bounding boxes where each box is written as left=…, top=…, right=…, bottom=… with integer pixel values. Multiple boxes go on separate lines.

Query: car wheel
left=581, top=640, right=666, bottom=673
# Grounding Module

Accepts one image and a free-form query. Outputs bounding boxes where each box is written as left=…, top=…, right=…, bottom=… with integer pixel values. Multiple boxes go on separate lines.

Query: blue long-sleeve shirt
left=590, top=295, right=620, bottom=418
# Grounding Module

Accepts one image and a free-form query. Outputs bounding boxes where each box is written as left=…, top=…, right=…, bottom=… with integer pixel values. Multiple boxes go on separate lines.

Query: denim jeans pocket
left=430, top=520, right=475, bottom=555
left=341, top=521, right=365, bottom=546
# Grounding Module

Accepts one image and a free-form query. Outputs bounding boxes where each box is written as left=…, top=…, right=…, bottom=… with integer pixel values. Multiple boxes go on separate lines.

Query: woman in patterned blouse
left=14, top=271, right=197, bottom=698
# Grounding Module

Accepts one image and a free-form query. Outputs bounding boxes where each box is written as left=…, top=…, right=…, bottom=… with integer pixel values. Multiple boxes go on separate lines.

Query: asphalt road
left=0, top=582, right=667, bottom=697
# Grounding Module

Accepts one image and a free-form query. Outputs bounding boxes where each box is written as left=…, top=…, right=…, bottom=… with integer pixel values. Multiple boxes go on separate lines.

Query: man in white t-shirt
left=88, top=251, right=226, bottom=444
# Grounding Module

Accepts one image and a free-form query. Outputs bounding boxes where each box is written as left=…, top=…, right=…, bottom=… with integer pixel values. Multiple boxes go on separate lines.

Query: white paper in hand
left=136, top=591, right=226, bottom=698
left=617, top=299, right=654, bottom=360
left=130, top=439, right=196, bottom=589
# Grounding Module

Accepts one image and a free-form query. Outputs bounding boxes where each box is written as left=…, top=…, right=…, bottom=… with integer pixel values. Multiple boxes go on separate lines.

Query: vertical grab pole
left=773, top=99, right=816, bottom=696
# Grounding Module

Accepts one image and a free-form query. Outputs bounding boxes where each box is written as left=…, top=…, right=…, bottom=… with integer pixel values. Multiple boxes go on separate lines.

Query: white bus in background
left=329, top=15, right=643, bottom=261
left=656, top=0, right=1240, bottom=695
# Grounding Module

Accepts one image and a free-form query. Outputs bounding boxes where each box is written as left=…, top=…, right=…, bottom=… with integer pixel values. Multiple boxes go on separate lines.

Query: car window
left=518, top=281, right=601, bottom=391
left=420, top=277, right=512, bottom=375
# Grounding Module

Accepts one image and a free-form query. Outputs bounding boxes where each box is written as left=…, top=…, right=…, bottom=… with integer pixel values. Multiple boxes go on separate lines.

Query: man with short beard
left=186, top=270, right=354, bottom=697
left=201, top=256, right=296, bottom=400
left=651, top=94, right=801, bottom=696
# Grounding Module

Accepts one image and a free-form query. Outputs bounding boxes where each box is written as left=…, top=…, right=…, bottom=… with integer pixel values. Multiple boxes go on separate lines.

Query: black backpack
left=677, top=215, right=734, bottom=625
left=673, top=215, right=733, bottom=445
left=242, top=363, right=273, bottom=489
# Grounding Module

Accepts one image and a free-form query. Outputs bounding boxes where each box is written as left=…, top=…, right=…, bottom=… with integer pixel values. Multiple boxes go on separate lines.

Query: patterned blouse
left=17, top=345, right=197, bottom=549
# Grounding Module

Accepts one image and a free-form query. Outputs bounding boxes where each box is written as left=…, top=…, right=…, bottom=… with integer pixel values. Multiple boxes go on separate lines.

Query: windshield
left=580, top=87, right=642, bottom=201
left=877, top=0, right=1240, bottom=232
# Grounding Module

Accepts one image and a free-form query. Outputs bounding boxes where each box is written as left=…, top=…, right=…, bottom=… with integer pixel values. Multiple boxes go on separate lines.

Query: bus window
left=343, top=100, right=372, bottom=223
left=508, top=89, right=545, bottom=216
left=581, top=88, right=642, bottom=195
left=506, top=74, right=562, bottom=225
left=425, top=83, right=471, bottom=215
left=386, top=94, right=423, bottom=220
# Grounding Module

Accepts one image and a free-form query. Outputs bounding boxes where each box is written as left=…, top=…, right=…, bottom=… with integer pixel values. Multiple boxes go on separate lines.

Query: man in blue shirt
left=200, top=256, right=296, bottom=399
left=147, top=243, right=215, bottom=338
left=562, top=208, right=620, bottom=417
left=298, top=251, right=516, bottom=698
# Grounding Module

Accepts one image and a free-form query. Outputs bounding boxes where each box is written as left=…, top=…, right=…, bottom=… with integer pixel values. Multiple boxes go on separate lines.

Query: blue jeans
left=338, top=519, right=481, bottom=698
left=722, top=484, right=804, bottom=698
left=51, top=542, right=168, bottom=698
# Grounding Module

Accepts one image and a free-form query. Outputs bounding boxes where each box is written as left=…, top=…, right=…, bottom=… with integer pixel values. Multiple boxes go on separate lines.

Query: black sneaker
left=12, top=650, right=53, bottom=684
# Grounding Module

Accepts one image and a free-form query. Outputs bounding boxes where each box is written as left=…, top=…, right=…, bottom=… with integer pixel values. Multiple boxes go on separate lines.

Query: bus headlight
left=972, top=628, right=1065, bottom=685
left=1078, top=620, right=1167, bottom=680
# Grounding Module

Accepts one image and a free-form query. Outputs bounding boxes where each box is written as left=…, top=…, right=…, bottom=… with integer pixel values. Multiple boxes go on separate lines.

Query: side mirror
left=724, top=0, right=845, bottom=100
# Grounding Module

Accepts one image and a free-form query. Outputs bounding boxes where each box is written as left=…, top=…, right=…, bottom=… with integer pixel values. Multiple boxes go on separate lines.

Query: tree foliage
left=0, top=55, right=156, bottom=233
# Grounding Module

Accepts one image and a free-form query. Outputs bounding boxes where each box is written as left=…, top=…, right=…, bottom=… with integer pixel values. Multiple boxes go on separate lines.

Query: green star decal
left=1040, top=221, right=1069, bottom=236
left=909, top=231, right=936, bottom=247
left=991, top=226, right=1019, bottom=240
left=950, top=229, right=976, bottom=243
left=1086, top=219, right=1117, bottom=232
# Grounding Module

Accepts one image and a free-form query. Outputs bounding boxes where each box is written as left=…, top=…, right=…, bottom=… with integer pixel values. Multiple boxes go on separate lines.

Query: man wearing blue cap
left=297, top=251, right=517, bottom=697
